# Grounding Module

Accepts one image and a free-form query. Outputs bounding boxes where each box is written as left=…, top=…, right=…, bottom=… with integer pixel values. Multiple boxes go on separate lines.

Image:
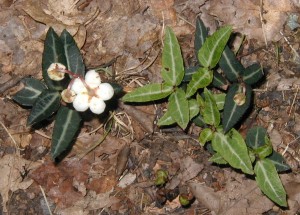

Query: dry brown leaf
left=207, top=0, right=298, bottom=43
left=0, top=154, right=41, bottom=212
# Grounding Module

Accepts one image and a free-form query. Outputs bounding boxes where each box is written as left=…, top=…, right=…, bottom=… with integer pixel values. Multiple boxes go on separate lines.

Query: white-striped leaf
left=212, top=129, right=254, bottom=175
left=51, top=106, right=82, bottom=159
left=27, top=89, right=61, bottom=126
left=183, top=66, right=199, bottom=82
left=199, top=128, right=213, bottom=146
left=255, top=159, right=287, bottom=207
left=209, top=152, right=228, bottom=164
left=122, top=83, right=173, bottom=102
left=268, top=152, right=290, bottom=172
left=42, top=27, right=68, bottom=90
left=212, top=70, right=228, bottom=90
left=198, top=26, right=232, bottom=69
left=189, top=99, right=199, bottom=119
left=186, top=68, right=213, bottom=98
left=202, top=88, right=220, bottom=126
left=157, top=110, right=176, bottom=126
left=194, top=18, right=208, bottom=58
left=213, top=93, right=226, bottom=110
left=168, top=88, right=189, bottom=129
left=242, top=63, right=263, bottom=85
left=219, top=46, right=244, bottom=82
left=60, top=30, right=85, bottom=77
left=246, top=126, right=267, bottom=149
left=222, top=83, right=252, bottom=133
left=13, top=78, right=47, bottom=106
left=161, top=27, right=184, bottom=86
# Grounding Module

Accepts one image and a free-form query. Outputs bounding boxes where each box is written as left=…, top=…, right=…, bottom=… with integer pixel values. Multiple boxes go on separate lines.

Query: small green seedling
left=122, top=19, right=290, bottom=207
left=13, top=28, right=115, bottom=160
left=155, top=169, right=169, bottom=186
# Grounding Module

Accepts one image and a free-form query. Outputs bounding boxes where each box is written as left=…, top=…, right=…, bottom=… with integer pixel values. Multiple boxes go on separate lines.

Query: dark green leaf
left=51, top=106, right=82, bottom=159
left=122, top=83, right=173, bottom=102
left=168, top=88, right=189, bottom=129
left=192, top=115, right=206, bottom=127
left=183, top=66, right=199, bottom=82
left=13, top=78, right=47, bottom=106
left=268, top=151, right=291, bottom=172
left=246, top=126, right=267, bottom=149
left=186, top=68, right=213, bottom=98
left=219, top=46, right=244, bottom=82
left=202, top=88, right=220, bottom=126
left=212, top=71, right=228, bottom=89
left=212, top=129, right=254, bottom=175
left=27, top=90, right=61, bottom=126
left=222, top=83, right=252, bottom=133
left=161, top=27, right=184, bottom=86
left=255, top=159, right=287, bottom=207
left=42, top=27, right=68, bottom=90
left=242, top=63, right=263, bottom=85
left=198, top=26, right=232, bottom=69
left=60, top=29, right=85, bottom=77
left=194, top=18, right=208, bottom=58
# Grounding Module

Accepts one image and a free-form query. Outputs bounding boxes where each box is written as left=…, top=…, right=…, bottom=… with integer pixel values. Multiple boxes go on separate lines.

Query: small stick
left=39, top=185, right=53, bottom=215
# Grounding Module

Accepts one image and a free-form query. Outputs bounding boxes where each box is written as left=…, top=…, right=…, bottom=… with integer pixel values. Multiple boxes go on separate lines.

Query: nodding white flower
left=89, top=97, right=106, bottom=114
left=95, top=83, right=114, bottom=101
left=61, top=89, right=76, bottom=103
left=73, top=93, right=89, bottom=112
left=85, top=70, right=101, bottom=88
left=47, top=63, right=66, bottom=81
left=71, top=78, right=88, bottom=94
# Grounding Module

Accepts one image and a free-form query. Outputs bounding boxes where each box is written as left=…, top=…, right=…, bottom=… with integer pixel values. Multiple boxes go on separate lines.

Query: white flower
left=73, top=93, right=89, bottom=112
left=71, top=78, right=88, bottom=94
left=47, top=63, right=66, bottom=81
left=85, top=70, right=101, bottom=88
left=89, top=97, right=106, bottom=114
left=95, top=83, right=114, bottom=101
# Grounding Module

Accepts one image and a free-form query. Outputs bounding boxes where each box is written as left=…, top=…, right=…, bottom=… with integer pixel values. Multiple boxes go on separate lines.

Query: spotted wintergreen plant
left=13, top=27, right=115, bottom=160
left=122, top=19, right=290, bottom=207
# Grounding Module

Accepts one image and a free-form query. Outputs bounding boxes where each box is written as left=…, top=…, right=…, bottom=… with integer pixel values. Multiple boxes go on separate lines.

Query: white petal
left=89, top=97, right=106, bottom=114
left=95, top=83, right=114, bottom=101
left=85, top=70, right=101, bottom=88
left=73, top=93, right=89, bottom=112
left=71, top=78, right=88, bottom=94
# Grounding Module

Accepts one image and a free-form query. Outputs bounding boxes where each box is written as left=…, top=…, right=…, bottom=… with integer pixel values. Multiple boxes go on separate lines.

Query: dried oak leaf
left=208, top=0, right=298, bottom=43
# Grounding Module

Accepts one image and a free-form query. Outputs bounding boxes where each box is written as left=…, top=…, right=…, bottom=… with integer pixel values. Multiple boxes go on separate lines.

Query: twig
left=288, top=85, right=299, bottom=116
left=0, top=120, right=21, bottom=154
left=282, top=135, right=300, bottom=156
left=259, top=0, right=268, bottom=47
left=39, top=185, right=53, bottom=215
left=34, top=130, right=51, bottom=139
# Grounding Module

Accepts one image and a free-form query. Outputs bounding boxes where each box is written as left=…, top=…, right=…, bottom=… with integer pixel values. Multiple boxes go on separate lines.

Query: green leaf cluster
left=122, top=18, right=290, bottom=207
left=13, top=27, right=85, bottom=160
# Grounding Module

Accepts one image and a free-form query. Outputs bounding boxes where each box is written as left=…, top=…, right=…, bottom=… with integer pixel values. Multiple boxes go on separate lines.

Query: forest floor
left=1, top=0, right=300, bottom=214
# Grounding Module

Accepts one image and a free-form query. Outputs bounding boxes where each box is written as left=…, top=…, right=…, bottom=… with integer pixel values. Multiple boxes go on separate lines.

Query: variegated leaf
left=161, top=27, right=184, bottom=86
left=122, top=83, right=173, bottom=102
left=202, top=88, right=220, bottom=126
left=157, top=110, right=176, bottom=126
left=255, top=159, right=287, bottom=207
left=198, top=26, right=232, bottom=69
left=212, top=129, right=254, bottom=175
left=51, top=106, right=82, bottom=159
left=242, top=63, right=263, bottom=85
left=168, top=88, right=189, bottom=129
left=186, top=68, right=213, bottom=98
left=27, top=90, right=61, bottom=126
left=194, top=18, right=208, bottom=58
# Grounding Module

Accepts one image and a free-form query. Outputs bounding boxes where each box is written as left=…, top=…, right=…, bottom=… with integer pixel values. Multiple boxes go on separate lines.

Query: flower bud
left=95, top=83, right=114, bottom=101
left=61, top=89, right=76, bottom=103
left=89, top=97, right=106, bottom=114
left=71, top=78, right=88, bottom=94
left=73, top=93, right=89, bottom=112
left=47, top=63, right=66, bottom=81
left=85, top=70, right=101, bottom=88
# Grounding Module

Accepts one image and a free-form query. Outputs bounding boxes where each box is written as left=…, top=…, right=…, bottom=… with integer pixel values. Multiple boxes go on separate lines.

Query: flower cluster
left=47, top=63, right=114, bottom=114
